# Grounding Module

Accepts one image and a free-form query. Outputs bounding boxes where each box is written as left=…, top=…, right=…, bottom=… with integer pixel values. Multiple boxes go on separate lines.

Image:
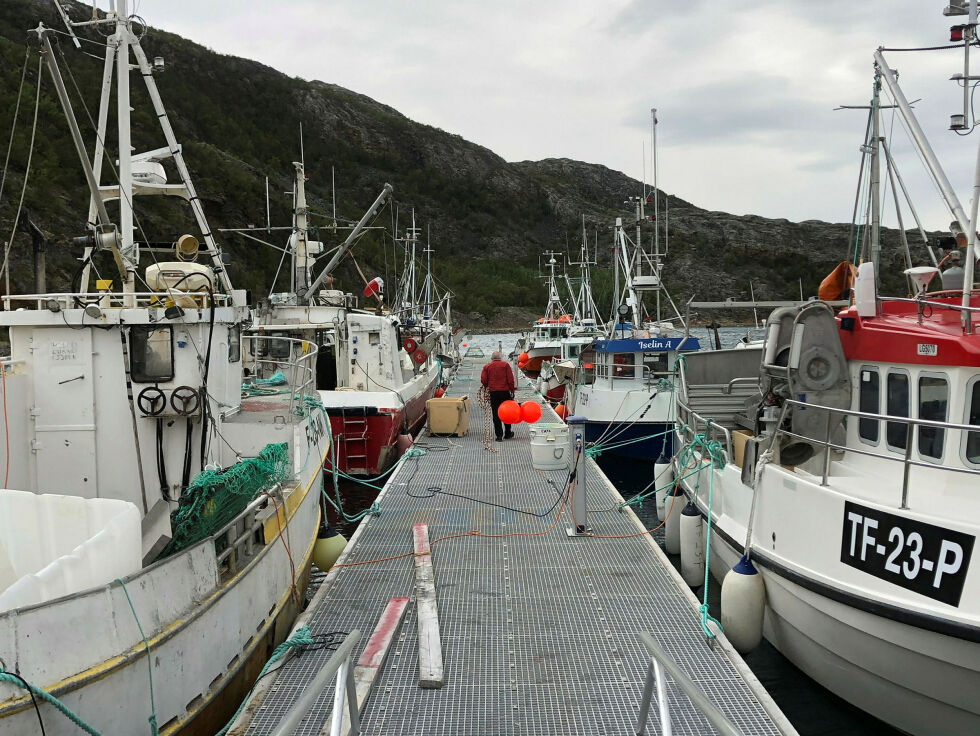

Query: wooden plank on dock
left=412, top=522, right=444, bottom=688
left=318, top=595, right=410, bottom=736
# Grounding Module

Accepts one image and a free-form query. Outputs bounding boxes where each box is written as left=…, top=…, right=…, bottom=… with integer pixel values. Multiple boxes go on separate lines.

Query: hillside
left=0, top=1, right=932, bottom=329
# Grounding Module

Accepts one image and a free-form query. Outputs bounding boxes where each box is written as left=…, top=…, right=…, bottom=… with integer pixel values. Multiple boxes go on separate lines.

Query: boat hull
left=700, top=528, right=980, bottom=736
left=323, top=368, right=438, bottom=476
left=584, top=420, right=673, bottom=461
left=0, top=451, right=323, bottom=736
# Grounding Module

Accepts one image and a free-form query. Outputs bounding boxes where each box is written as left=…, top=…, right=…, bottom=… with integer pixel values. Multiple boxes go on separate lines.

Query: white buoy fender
left=312, top=523, right=348, bottom=571
left=721, top=555, right=766, bottom=654
left=679, top=503, right=705, bottom=587
left=654, top=454, right=674, bottom=522
left=664, top=487, right=683, bottom=555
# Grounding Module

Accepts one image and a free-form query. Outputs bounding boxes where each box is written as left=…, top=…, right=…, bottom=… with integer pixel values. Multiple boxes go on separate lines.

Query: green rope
left=676, top=429, right=726, bottom=639
left=216, top=626, right=315, bottom=736
left=0, top=671, right=103, bottom=735
left=116, top=577, right=159, bottom=736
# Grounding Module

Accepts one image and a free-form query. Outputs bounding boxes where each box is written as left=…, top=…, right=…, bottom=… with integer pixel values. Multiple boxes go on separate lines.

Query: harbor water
left=333, top=330, right=901, bottom=736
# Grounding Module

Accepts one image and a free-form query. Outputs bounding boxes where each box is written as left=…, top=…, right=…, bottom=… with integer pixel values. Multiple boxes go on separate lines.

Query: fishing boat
left=0, top=6, right=326, bottom=734
left=517, top=252, right=570, bottom=379
left=538, top=219, right=607, bottom=404
left=566, top=120, right=699, bottom=462
left=251, top=170, right=447, bottom=476
left=671, top=22, right=980, bottom=734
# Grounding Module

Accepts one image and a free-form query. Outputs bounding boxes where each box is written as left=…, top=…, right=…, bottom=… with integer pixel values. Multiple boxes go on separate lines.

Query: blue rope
left=116, top=577, right=159, bottom=736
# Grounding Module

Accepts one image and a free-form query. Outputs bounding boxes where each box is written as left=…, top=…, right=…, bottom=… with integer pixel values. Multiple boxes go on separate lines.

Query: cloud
left=139, top=0, right=974, bottom=228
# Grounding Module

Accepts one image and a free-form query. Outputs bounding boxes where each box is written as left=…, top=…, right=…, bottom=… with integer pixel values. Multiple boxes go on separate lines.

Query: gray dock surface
left=237, top=358, right=793, bottom=735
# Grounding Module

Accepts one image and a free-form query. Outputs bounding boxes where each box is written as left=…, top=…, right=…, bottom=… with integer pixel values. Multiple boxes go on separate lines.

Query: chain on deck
left=241, top=359, right=788, bottom=736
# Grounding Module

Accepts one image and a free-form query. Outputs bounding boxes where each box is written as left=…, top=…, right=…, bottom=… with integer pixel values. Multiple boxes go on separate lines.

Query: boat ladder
left=340, top=414, right=369, bottom=470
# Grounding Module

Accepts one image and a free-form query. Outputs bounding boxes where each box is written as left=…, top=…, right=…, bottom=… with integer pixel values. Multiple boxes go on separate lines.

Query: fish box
left=529, top=423, right=571, bottom=471
left=427, top=396, right=470, bottom=436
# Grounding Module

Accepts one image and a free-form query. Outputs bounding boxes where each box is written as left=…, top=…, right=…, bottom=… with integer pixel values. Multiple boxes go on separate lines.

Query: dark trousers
left=489, top=390, right=512, bottom=439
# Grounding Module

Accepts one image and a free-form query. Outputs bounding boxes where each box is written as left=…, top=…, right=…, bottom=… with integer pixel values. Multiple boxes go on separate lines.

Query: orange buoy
left=518, top=352, right=529, bottom=364
left=498, top=400, right=521, bottom=424
left=520, top=401, right=542, bottom=423
left=434, top=387, right=445, bottom=398
left=554, top=404, right=568, bottom=420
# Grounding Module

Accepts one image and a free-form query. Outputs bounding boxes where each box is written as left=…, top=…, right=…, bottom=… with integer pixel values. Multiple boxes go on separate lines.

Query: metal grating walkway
left=238, top=359, right=793, bottom=736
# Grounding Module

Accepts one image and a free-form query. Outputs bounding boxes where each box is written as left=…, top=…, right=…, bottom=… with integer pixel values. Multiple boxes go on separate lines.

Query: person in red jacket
left=481, top=351, right=515, bottom=441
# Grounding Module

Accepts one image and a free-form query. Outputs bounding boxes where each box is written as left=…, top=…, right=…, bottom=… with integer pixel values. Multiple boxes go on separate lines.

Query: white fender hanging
left=721, top=555, right=766, bottom=654
left=654, top=453, right=674, bottom=522
left=679, top=502, right=705, bottom=587
left=664, top=485, right=683, bottom=555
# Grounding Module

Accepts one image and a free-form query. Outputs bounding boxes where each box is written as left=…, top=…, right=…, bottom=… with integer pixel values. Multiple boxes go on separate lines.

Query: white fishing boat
left=0, top=5, right=327, bottom=734
left=537, top=219, right=607, bottom=405
left=671, top=18, right=980, bottom=733
left=565, top=117, right=699, bottom=462
left=251, top=170, right=447, bottom=476
left=517, top=252, right=571, bottom=379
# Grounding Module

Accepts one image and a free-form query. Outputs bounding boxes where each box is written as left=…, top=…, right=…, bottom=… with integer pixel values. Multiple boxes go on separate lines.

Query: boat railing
left=269, top=628, right=363, bottom=736
left=1, top=291, right=232, bottom=310
left=675, top=399, right=734, bottom=462
left=635, top=631, right=743, bottom=736
left=593, top=361, right=673, bottom=385
left=242, top=334, right=320, bottom=419
left=778, top=398, right=980, bottom=509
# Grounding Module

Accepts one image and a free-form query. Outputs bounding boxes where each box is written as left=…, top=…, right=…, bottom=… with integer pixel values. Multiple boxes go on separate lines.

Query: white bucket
left=529, top=423, right=570, bottom=471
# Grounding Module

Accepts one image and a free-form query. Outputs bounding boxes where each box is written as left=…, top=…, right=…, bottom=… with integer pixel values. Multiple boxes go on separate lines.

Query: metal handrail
left=722, top=376, right=759, bottom=395
left=675, top=400, right=734, bottom=462
left=1, top=291, right=232, bottom=309
left=270, top=629, right=362, bottom=736
left=242, top=334, right=320, bottom=418
left=636, top=631, right=742, bottom=736
left=780, top=398, right=980, bottom=508
left=879, top=294, right=980, bottom=314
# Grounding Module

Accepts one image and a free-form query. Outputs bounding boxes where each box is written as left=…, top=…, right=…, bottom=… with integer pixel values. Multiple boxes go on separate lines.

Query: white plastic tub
left=0, top=489, right=141, bottom=612
left=528, top=423, right=570, bottom=471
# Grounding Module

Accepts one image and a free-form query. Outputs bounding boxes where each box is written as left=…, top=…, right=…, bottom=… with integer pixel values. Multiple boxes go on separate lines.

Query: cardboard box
left=426, top=396, right=469, bottom=437
left=732, top=428, right=753, bottom=468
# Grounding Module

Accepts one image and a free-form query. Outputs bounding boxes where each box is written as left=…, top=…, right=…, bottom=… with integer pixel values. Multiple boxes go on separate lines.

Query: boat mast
left=869, top=73, right=882, bottom=278
left=423, top=235, right=433, bottom=319
left=116, top=0, right=136, bottom=297
left=293, top=161, right=310, bottom=295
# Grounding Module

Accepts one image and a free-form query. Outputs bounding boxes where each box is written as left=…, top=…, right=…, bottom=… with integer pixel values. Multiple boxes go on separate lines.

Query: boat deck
left=233, top=359, right=793, bottom=735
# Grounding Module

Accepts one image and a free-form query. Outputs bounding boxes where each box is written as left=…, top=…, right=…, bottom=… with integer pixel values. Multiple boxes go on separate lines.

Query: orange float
left=520, top=401, right=542, bottom=423
left=554, top=404, right=568, bottom=420
left=497, top=400, right=522, bottom=424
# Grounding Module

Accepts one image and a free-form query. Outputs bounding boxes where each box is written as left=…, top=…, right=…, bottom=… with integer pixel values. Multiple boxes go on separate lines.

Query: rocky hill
left=0, top=1, right=933, bottom=329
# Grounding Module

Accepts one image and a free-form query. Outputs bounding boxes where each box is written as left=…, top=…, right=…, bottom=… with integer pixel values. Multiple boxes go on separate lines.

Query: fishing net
left=162, top=442, right=293, bottom=556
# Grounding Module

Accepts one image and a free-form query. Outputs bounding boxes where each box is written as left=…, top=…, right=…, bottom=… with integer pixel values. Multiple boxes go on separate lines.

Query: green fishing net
left=162, top=442, right=292, bottom=556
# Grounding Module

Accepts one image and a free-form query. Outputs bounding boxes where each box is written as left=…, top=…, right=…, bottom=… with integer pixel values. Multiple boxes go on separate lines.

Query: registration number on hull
left=840, top=501, right=975, bottom=607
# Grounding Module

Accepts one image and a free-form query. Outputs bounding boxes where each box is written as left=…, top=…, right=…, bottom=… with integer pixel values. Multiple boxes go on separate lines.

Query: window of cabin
left=858, top=367, right=880, bottom=443
left=130, top=326, right=174, bottom=383
left=612, top=354, right=635, bottom=378
left=643, top=353, right=668, bottom=377
left=918, top=374, right=949, bottom=461
left=965, top=377, right=980, bottom=465
left=885, top=371, right=909, bottom=451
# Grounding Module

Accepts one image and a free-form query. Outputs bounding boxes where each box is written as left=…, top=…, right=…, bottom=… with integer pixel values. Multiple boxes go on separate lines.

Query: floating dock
left=230, top=358, right=796, bottom=735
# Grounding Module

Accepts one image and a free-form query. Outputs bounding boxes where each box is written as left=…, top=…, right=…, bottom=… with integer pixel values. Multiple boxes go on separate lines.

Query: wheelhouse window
left=918, top=375, right=949, bottom=460
left=965, top=379, right=980, bottom=465
left=885, top=371, right=909, bottom=451
left=612, top=353, right=635, bottom=378
left=130, top=326, right=174, bottom=383
left=858, top=367, right=879, bottom=443
left=643, top=352, right=668, bottom=377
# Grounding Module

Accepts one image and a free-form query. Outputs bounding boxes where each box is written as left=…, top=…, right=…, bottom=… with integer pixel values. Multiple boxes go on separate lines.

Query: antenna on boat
left=299, top=122, right=305, bottom=167
left=51, top=1, right=82, bottom=48
left=265, top=176, right=271, bottom=233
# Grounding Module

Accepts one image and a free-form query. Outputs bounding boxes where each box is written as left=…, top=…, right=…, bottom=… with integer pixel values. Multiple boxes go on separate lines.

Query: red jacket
left=481, top=359, right=515, bottom=392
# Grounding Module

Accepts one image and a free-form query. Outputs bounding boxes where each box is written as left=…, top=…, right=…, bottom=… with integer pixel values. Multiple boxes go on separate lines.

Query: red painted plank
left=357, top=596, right=410, bottom=669
left=412, top=522, right=430, bottom=556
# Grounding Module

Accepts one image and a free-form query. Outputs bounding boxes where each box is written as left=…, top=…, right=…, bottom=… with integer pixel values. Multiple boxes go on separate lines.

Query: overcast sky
left=134, top=0, right=979, bottom=230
